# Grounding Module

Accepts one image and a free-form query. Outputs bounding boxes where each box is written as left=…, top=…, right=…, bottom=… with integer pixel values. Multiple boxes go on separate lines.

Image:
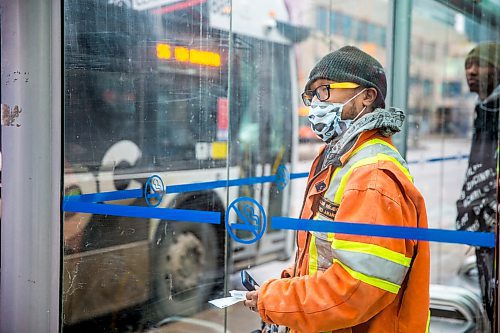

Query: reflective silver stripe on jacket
left=332, top=248, right=409, bottom=285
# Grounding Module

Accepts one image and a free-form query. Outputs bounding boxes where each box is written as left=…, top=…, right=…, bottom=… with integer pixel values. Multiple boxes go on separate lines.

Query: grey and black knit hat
left=465, top=42, right=500, bottom=67
left=305, top=46, right=387, bottom=108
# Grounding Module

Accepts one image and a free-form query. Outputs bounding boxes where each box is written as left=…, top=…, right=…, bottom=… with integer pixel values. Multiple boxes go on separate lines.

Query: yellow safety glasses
left=302, top=82, right=360, bottom=106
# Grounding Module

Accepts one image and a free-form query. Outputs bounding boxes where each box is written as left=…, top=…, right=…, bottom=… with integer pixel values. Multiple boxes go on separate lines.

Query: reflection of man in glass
left=456, top=42, right=500, bottom=326
left=243, top=46, right=430, bottom=332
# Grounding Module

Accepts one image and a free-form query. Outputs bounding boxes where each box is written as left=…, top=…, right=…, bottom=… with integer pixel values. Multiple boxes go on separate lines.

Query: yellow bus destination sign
left=156, top=43, right=221, bottom=67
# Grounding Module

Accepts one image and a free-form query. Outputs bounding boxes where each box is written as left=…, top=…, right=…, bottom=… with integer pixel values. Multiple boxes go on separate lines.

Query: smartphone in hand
left=241, top=270, right=260, bottom=291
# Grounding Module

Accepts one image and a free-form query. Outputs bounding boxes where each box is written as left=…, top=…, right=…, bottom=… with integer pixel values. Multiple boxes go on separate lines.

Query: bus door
left=226, top=32, right=294, bottom=267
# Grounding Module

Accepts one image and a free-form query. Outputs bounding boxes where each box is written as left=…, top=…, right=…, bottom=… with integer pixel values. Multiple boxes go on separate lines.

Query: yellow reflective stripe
left=329, top=82, right=359, bottom=89
left=309, top=235, right=318, bottom=275
left=334, top=259, right=400, bottom=294
left=332, top=238, right=411, bottom=267
left=350, top=138, right=398, bottom=157
left=334, top=155, right=378, bottom=203
left=333, top=153, right=412, bottom=204
left=382, top=154, right=413, bottom=182
left=425, top=310, right=430, bottom=333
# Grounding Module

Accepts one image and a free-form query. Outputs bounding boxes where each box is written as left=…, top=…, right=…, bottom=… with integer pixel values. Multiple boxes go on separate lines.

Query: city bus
left=62, top=0, right=303, bottom=327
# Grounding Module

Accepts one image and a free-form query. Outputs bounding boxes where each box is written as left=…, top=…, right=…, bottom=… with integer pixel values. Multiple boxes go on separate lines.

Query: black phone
left=241, top=270, right=259, bottom=291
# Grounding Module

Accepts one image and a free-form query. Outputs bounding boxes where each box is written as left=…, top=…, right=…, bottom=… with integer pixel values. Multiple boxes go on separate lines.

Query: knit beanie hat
left=465, top=42, right=500, bottom=67
left=305, top=46, right=387, bottom=108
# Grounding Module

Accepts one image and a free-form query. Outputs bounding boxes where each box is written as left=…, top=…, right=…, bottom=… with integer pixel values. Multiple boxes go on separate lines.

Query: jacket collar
left=478, top=84, right=500, bottom=106
left=319, top=129, right=393, bottom=171
left=320, top=108, right=404, bottom=170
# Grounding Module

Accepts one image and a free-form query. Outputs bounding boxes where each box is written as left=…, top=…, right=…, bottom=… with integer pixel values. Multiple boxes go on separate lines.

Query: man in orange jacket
left=244, top=46, right=430, bottom=333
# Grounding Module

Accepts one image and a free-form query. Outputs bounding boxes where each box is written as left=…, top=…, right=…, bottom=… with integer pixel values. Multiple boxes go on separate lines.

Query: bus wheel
left=147, top=221, right=219, bottom=325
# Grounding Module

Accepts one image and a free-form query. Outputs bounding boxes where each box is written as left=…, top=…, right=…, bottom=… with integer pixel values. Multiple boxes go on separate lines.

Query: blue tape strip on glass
left=63, top=201, right=221, bottom=224
left=64, top=189, right=143, bottom=202
left=272, top=217, right=495, bottom=248
left=64, top=175, right=280, bottom=203
left=61, top=155, right=480, bottom=246
left=291, top=172, right=309, bottom=179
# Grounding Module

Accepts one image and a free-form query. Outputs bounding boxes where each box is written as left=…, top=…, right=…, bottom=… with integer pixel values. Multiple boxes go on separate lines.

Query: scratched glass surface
left=63, top=0, right=231, bottom=331
left=62, top=0, right=295, bottom=331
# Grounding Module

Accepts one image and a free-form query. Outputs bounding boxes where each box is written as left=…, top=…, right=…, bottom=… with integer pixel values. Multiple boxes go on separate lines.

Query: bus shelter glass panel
left=409, top=0, right=499, bottom=331
left=62, top=0, right=231, bottom=331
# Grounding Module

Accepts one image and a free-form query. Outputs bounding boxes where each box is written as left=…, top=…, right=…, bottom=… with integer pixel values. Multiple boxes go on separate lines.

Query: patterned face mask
left=308, top=89, right=366, bottom=142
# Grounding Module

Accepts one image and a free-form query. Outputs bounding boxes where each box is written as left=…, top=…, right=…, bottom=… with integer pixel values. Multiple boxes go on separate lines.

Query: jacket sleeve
left=258, top=165, right=416, bottom=332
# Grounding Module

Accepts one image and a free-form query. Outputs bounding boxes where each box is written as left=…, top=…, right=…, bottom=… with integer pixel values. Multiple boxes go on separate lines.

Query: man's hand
left=243, top=285, right=260, bottom=312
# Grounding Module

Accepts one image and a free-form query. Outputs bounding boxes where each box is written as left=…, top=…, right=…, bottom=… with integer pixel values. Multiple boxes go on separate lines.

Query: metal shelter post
left=386, top=0, right=412, bottom=157
left=0, top=0, right=61, bottom=332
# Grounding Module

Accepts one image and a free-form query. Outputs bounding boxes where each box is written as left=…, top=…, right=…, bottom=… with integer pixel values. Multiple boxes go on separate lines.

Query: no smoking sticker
left=225, top=197, right=266, bottom=244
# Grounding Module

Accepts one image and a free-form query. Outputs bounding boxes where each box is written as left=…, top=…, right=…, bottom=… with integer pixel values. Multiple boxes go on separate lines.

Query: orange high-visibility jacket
left=258, top=129, right=430, bottom=333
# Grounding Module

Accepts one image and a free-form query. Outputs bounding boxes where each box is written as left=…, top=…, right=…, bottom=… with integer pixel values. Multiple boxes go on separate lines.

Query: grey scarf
left=322, top=107, right=405, bottom=169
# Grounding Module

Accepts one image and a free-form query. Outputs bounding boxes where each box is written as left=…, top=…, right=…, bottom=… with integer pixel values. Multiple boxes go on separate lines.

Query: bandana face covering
left=308, top=89, right=366, bottom=142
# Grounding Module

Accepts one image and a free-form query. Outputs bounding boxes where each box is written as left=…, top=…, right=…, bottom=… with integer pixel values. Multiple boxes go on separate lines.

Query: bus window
left=151, top=72, right=228, bottom=170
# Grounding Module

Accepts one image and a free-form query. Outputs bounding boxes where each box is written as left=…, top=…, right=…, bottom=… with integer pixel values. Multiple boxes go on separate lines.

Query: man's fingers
left=244, top=290, right=259, bottom=312
left=244, top=299, right=254, bottom=307
left=244, top=296, right=258, bottom=309
left=246, top=290, right=257, bottom=300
